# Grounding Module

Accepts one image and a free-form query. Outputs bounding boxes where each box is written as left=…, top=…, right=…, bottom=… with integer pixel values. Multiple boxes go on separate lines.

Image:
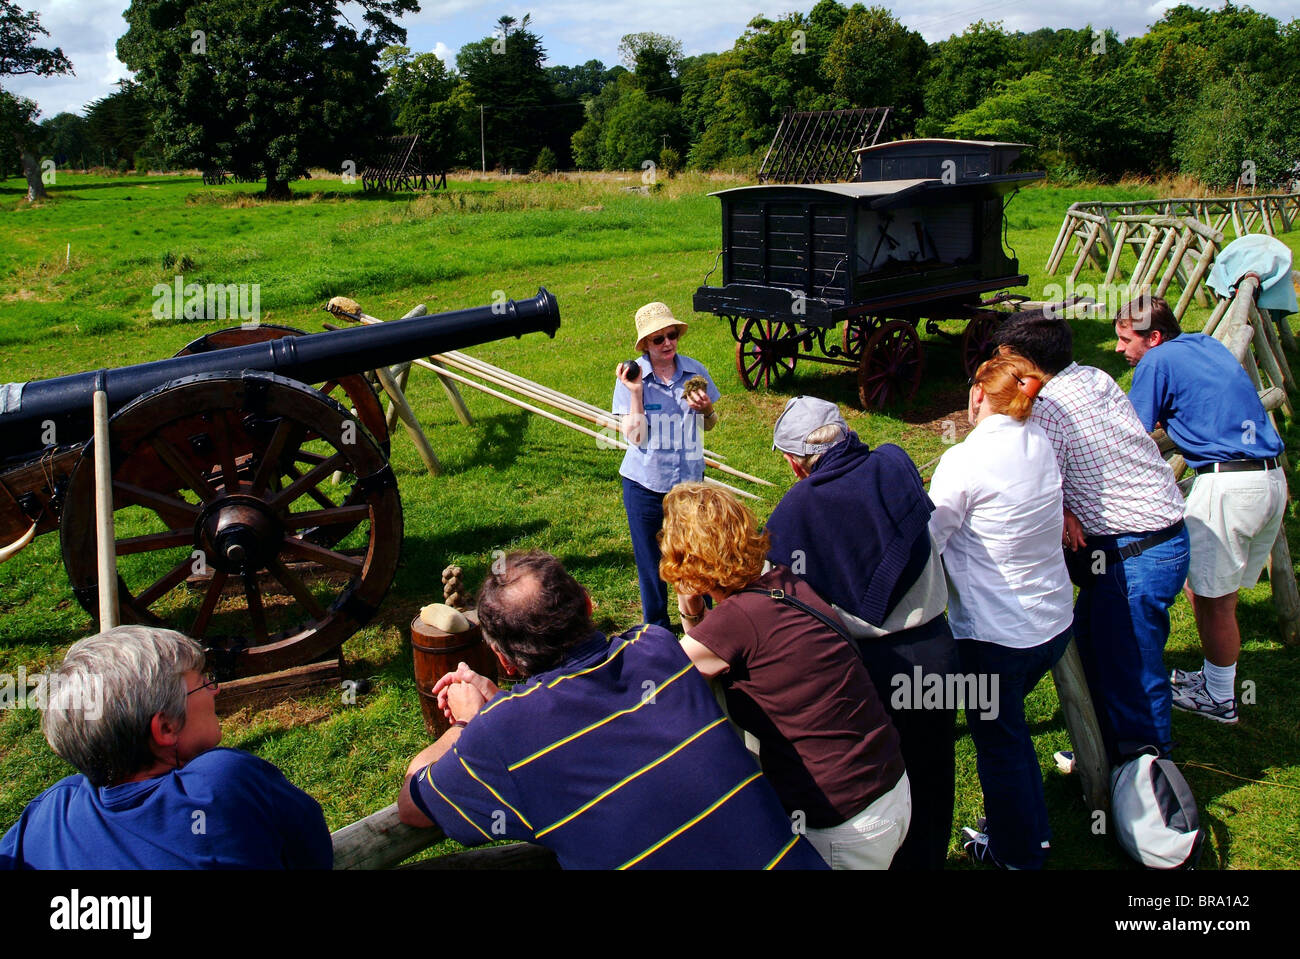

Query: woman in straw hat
left=612, top=301, right=720, bottom=630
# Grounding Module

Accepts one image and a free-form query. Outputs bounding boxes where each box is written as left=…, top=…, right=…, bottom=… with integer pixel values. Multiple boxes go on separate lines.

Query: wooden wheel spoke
left=113, top=481, right=201, bottom=522
left=211, top=413, right=242, bottom=494
left=267, top=556, right=327, bottom=619
left=150, top=436, right=219, bottom=502
left=116, top=528, right=194, bottom=556
left=271, top=452, right=348, bottom=509
left=281, top=463, right=341, bottom=510
left=284, top=504, right=372, bottom=529
left=250, top=419, right=301, bottom=495
left=320, top=380, right=339, bottom=398
left=242, top=573, right=269, bottom=644
left=192, top=570, right=229, bottom=638
left=135, top=556, right=195, bottom=610
left=293, top=450, right=330, bottom=467
left=281, top=536, right=364, bottom=573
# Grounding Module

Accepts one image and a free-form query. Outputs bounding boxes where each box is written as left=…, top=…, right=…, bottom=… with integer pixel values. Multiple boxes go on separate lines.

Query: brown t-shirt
left=689, top=567, right=904, bottom=828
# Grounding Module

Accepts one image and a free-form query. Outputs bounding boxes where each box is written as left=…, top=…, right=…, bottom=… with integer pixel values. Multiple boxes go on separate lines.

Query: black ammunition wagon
left=693, top=139, right=1043, bottom=408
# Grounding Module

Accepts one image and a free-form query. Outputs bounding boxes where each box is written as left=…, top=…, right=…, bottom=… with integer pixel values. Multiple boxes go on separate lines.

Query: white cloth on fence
left=1207, top=234, right=1298, bottom=314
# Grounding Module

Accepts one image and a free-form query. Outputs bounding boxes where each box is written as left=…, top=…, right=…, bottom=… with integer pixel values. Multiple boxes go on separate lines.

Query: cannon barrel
left=0, top=288, right=560, bottom=460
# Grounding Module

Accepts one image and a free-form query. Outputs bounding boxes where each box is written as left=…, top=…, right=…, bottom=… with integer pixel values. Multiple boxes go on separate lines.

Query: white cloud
left=431, top=41, right=456, bottom=67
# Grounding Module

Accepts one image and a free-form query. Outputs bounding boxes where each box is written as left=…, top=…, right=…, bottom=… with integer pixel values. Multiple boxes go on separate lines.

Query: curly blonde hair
left=659, top=482, right=770, bottom=598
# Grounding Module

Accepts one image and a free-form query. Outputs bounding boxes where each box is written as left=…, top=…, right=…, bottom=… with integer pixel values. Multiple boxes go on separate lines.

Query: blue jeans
left=1072, top=525, right=1190, bottom=764
left=622, top=477, right=672, bottom=630
left=957, top=627, right=1072, bottom=870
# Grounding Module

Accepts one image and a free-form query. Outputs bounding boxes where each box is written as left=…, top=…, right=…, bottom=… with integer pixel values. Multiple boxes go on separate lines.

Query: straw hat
left=634, top=302, right=688, bottom=352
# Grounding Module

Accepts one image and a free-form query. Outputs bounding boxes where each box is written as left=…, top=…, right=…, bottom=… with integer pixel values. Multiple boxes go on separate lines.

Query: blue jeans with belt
left=622, top=477, right=672, bottom=630
left=1072, top=524, right=1191, bottom=763
left=957, top=626, right=1072, bottom=869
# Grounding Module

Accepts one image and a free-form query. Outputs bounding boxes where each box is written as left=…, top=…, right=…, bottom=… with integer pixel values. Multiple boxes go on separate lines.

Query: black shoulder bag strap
left=738, top=587, right=866, bottom=663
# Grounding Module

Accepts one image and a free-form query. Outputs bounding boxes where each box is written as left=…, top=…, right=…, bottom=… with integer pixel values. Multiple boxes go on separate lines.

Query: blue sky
left=8, top=0, right=1300, bottom=117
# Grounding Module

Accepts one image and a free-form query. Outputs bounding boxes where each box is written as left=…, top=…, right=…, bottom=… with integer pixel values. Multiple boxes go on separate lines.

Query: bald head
left=475, top=550, right=593, bottom=676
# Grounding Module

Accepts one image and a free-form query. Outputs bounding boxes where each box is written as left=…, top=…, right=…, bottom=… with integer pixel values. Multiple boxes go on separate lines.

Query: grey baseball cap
left=772, top=396, right=849, bottom=456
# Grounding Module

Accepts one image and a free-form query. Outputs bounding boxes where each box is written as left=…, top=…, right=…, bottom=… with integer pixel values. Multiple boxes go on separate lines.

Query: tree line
left=5, top=1, right=1300, bottom=196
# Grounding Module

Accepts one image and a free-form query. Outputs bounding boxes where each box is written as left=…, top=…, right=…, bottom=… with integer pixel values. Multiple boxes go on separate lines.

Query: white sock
left=1202, top=659, right=1236, bottom=704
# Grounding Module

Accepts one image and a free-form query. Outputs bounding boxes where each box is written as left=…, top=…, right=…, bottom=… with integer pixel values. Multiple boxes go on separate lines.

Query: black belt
left=1095, top=519, right=1186, bottom=563
left=1194, top=457, right=1280, bottom=475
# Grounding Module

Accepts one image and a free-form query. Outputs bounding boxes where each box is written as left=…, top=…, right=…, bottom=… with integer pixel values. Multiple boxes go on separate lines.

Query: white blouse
left=928, top=414, right=1073, bottom=648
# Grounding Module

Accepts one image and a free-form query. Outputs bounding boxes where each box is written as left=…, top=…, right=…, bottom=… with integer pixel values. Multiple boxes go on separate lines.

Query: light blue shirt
left=612, top=354, right=720, bottom=493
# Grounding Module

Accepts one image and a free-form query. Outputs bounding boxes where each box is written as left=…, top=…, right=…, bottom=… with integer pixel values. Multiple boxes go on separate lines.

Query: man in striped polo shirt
left=396, top=550, right=826, bottom=870
left=996, top=312, right=1189, bottom=764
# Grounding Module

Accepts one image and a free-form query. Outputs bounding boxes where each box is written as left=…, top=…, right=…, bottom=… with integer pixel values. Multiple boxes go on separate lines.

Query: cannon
left=0, top=290, right=561, bottom=677
left=693, top=139, right=1042, bottom=408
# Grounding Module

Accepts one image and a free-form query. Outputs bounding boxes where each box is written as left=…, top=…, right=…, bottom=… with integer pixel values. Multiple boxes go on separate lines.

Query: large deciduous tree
left=0, top=0, right=73, bottom=200
left=118, top=0, right=416, bottom=198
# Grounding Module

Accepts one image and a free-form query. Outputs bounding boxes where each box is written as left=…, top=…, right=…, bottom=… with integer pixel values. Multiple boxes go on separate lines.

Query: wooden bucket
left=410, top=609, right=495, bottom=738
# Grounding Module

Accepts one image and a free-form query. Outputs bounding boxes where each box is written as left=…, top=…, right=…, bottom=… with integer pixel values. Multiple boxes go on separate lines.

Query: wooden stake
left=373, top=364, right=442, bottom=477
left=1050, top=640, right=1109, bottom=815
left=92, top=380, right=120, bottom=630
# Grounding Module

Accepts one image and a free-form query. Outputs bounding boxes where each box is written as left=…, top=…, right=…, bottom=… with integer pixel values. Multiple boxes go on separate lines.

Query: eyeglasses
left=649, top=328, right=680, bottom=346
left=188, top=672, right=219, bottom=696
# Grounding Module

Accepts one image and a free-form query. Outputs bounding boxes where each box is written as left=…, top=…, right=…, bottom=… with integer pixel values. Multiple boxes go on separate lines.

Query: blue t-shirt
left=409, top=625, right=826, bottom=870
left=0, top=747, right=333, bottom=869
left=1129, top=333, right=1283, bottom=469
left=612, top=354, right=720, bottom=493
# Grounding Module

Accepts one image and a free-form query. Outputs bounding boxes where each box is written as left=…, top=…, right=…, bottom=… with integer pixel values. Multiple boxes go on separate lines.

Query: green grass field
left=2, top=170, right=1297, bottom=868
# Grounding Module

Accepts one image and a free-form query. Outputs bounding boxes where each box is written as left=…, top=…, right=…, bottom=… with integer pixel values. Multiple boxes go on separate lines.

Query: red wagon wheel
left=842, top=315, right=883, bottom=361
left=59, top=372, right=402, bottom=678
left=858, top=320, right=924, bottom=410
left=735, top=318, right=800, bottom=389
left=961, top=313, right=1000, bottom=379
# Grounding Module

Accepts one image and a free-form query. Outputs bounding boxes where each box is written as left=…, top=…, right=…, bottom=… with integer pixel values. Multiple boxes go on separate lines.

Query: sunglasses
left=188, top=672, right=219, bottom=696
left=649, top=328, right=680, bottom=346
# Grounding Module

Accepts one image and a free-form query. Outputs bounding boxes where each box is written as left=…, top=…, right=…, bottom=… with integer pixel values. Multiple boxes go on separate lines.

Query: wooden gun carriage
left=0, top=291, right=560, bottom=677
left=693, top=139, right=1043, bottom=408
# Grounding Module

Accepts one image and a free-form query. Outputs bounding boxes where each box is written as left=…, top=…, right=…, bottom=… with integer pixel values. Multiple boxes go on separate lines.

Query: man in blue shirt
left=1, top=626, right=332, bottom=869
left=397, top=550, right=826, bottom=869
left=1117, top=296, right=1287, bottom=724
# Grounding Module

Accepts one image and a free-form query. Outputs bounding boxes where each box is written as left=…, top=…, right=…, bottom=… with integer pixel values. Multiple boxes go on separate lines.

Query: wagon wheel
left=858, top=320, right=924, bottom=410
left=735, top=318, right=800, bottom=390
left=177, top=325, right=388, bottom=549
left=59, top=372, right=402, bottom=678
left=842, top=315, right=884, bottom=361
left=961, top=313, right=1000, bottom=379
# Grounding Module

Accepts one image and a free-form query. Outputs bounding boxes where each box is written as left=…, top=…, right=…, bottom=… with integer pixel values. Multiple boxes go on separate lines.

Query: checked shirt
left=1029, top=363, right=1184, bottom=536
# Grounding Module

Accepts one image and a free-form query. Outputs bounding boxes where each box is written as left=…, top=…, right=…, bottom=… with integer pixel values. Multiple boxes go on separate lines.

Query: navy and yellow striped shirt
left=408, top=625, right=826, bottom=870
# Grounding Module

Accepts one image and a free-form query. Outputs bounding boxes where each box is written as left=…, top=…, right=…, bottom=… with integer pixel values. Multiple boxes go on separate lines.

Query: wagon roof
left=708, top=179, right=935, bottom=200
left=851, top=138, right=1030, bottom=155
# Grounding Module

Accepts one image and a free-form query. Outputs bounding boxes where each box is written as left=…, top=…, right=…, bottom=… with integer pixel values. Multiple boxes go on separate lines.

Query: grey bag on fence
left=1110, top=747, right=1205, bottom=869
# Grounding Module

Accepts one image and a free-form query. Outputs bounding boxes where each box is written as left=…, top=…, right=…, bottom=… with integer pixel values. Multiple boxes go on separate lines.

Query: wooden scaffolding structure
left=361, top=135, right=447, bottom=192
left=757, top=107, right=891, bottom=184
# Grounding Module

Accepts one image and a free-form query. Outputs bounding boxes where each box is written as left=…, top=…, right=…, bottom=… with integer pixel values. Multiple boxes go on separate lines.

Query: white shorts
left=804, top=772, right=911, bottom=870
left=1185, top=467, right=1288, bottom=598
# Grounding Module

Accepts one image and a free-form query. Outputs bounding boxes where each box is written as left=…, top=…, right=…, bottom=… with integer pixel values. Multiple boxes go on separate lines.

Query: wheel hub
left=197, top=495, right=284, bottom=574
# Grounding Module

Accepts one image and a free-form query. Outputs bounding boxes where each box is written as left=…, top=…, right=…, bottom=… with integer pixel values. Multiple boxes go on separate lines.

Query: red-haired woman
left=927, top=354, right=1073, bottom=869
left=659, top=482, right=909, bottom=869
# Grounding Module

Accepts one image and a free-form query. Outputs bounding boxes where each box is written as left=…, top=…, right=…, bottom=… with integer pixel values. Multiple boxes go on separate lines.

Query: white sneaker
left=1170, top=667, right=1202, bottom=690
left=1172, top=680, right=1238, bottom=724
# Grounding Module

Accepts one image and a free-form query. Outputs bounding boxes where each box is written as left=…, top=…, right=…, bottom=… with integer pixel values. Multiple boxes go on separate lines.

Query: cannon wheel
left=735, top=318, right=799, bottom=389
left=842, top=315, right=884, bottom=361
left=176, top=325, right=389, bottom=454
left=858, top=320, right=923, bottom=410
left=59, top=371, right=402, bottom=678
left=961, top=313, right=1000, bottom=379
